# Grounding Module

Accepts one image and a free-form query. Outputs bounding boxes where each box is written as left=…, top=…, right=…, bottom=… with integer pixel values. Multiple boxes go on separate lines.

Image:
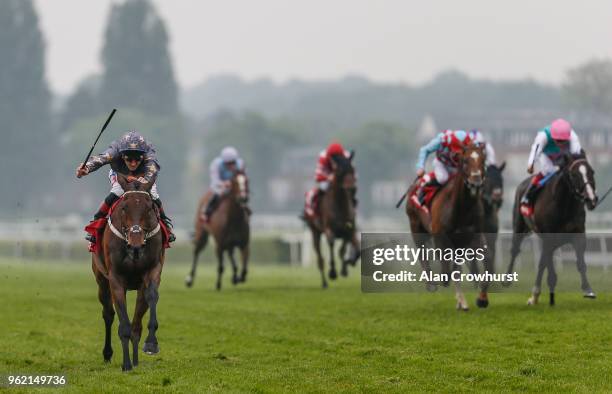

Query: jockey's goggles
left=122, top=153, right=144, bottom=163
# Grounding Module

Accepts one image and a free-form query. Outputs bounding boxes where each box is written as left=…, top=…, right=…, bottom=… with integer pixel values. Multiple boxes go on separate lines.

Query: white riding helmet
left=221, top=146, right=239, bottom=163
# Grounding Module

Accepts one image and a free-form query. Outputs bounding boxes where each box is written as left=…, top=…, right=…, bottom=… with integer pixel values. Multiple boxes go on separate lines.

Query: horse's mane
left=331, top=154, right=353, bottom=174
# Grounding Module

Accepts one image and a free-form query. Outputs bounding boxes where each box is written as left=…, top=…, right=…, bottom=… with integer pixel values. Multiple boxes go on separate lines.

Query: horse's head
left=483, top=161, right=505, bottom=209
left=566, top=152, right=598, bottom=210
left=461, top=144, right=486, bottom=196
left=230, top=172, right=249, bottom=207
left=116, top=175, right=158, bottom=258
left=330, top=152, right=356, bottom=190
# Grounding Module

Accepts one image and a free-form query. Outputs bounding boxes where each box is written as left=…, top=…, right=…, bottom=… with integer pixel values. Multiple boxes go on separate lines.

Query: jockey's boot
left=409, top=175, right=439, bottom=213
left=153, top=199, right=176, bottom=243
left=202, top=193, right=221, bottom=223
left=520, top=174, right=543, bottom=217
left=86, top=193, right=119, bottom=243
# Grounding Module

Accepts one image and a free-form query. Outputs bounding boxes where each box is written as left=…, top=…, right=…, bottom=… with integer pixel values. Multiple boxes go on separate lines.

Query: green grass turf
left=1, top=258, right=612, bottom=393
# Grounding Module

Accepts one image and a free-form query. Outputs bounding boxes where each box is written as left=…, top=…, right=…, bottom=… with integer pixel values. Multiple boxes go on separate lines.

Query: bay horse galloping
left=406, top=144, right=490, bottom=310
left=91, top=175, right=165, bottom=371
left=303, top=153, right=360, bottom=289
left=504, top=152, right=598, bottom=306
left=186, top=172, right=250, bottom=290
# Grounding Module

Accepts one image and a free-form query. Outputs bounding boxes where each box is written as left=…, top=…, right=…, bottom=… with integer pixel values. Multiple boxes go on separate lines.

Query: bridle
left=566, top=158, right=595, bottom=203
left=108, top=191, right=161, bottom=244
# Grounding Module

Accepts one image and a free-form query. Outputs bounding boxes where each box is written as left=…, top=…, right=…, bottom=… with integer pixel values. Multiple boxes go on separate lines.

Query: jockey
left=304, top=141, right=354, bottom=218
left=76, top=130, right=175, bottom=243
left=202, top=146, right=246, bottom=222
left=469, top=129, right=497, bottom=166
left=520, top=118, right=582, bottom=217
left=410, top=129, right=473, bottom=212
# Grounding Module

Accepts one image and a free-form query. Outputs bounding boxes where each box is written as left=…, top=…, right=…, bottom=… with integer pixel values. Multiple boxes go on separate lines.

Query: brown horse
left=91, top=175, right=165, bottom=371
left=303, top=153, right=360, bottom=289
left=503, top=152, right=598, bottom=306
left=186, top=172, right=250, bottom=290
left=406, top=144, right=490, bottom=310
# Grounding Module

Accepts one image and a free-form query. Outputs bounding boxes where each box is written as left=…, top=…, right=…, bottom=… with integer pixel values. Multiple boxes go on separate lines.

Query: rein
left=108, top=191, right=161, bottom=243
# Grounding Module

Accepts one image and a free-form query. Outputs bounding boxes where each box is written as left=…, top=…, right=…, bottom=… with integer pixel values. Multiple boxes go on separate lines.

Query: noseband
left=108, top=191, right=161, bottom=244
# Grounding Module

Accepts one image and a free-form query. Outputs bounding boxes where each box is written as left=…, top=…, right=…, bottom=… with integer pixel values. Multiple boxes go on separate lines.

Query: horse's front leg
left=239, top=244, right=249, bottom=283
left=130, top=288, right=148, bottom=366
left=216, top=247, right=224, bottom=291
left=228, top=247, right=239, bottom=285
left=528, top=243, right=551, bottom=305
left=453, top=264, right=469, bottom=311
left=143, top=264, right=162, bottom=355
left=573, top=233, right=596, bottom=298
left=339, top=240, right=349, bottom=277
left=95, top=271, right=114, bottom=363
left=477, top=234, right=493, bottom=308
left=326, top=230, right=337, bottom=280
left=109, top=277, right=132, bottom=371
left=312, top=229, right=327, bottom=288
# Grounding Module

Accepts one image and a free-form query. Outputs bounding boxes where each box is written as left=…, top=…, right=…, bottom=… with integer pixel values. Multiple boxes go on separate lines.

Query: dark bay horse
left=186, top=172, right=250, bottom=290
left=91, top=175, right=165, bottom=371
left=303, top=153, right=360, bottom=289
left=468, top=162, right=505, bottom=280
left=504, top=152, right=598, bottom=306
left=406, top=144, right=490, bottom=310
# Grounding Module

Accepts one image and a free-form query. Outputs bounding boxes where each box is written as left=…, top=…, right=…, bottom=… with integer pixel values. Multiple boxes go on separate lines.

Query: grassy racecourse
left=1, top=258, right=612, bottom=393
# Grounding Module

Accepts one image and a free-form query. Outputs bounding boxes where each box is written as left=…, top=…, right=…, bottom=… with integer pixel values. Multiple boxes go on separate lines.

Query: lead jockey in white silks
left=410, top=129, right=474, bottom=213
left=76, top=130, right=175, bottom=243
left=201, top=146, right=248, bottom=222
left=520, top=118, right=583, bottom=217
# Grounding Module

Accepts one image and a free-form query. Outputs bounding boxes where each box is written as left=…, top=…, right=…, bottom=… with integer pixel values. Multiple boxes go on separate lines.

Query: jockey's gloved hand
left=76, top=164, right=89, bottom=178
left=416, top=168, right=425, bottom=177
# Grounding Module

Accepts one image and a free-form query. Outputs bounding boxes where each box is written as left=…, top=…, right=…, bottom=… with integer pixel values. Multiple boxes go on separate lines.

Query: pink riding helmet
left=550, top=118, right=572, bottom=141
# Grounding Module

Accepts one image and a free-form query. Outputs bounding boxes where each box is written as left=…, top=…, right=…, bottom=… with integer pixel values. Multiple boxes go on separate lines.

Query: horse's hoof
left=583, top=291, right=596, bottom=299
left=185, top=276, right=193, bottom=288
left=216, top=283, right=221, bottom=291
left=143, top=342, right=160, bottom=355
left=103, top=348, right=113, bottom=362
left=232, top=276, right=239, bottom=285
left=329, top=270, right=337, bottom=280
left=456, top=303, right=469, bottom=312
left=527, top=297, right=538, bottom=305
left=501, top=280, right=513, bottom=288
left=549, top=293, right=555, bottom=306
left=476, top=298, right=489, bottom=308
left=340, top=269, right=348, bottom=277
left=322, top=281, right=328, bottom=289
left=425, top=283, right=438, bottom=292
left=122, top=363, right=133, bottom=372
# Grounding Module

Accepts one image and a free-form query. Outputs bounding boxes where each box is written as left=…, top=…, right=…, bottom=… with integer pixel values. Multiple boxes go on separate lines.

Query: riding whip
left=395, top=176, right=419, bottom=209
left=80, top=109, right=117, bottom=170
left=596, top=185, right=612, bottom=208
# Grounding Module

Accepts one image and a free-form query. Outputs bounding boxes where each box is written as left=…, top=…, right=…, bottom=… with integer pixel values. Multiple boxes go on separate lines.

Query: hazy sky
left=35, top=0, right=612, bottom=95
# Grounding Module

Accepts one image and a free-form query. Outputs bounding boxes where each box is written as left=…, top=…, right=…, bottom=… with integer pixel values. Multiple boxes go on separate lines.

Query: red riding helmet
left=326, top=141, right=345, bottom=157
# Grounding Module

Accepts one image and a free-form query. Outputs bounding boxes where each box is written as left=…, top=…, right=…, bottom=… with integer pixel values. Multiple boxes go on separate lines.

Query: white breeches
left=536, top=154, right=557, bottom=175
left=432, top=157, right=456, bottom=185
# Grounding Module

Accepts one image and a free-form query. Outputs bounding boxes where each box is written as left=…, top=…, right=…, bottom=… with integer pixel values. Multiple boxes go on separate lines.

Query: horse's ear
left=116, top=174, right=130, bottom=192
left=499, top=161, right=506, bottom=172
left=349, top=150, right=355, bottom=162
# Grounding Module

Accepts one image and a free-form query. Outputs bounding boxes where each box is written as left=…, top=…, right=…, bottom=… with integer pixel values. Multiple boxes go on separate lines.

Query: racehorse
left=303, top=153, right=360, bottom=289
left=406, top=144, right=491, bottom=310
left=468, top=162, right=505, bottom=279
left=91, top=175, right=165, bottom=371
left=186, top=172, right=250, bottom=290
left=503, top=151, right=598, bottom=306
